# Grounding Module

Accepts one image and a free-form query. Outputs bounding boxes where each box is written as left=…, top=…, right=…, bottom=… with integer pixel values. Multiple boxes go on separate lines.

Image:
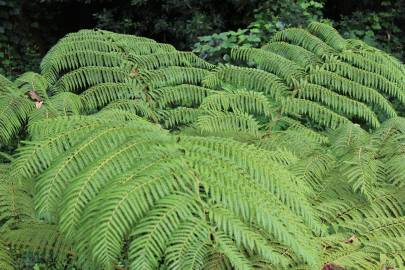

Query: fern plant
left=212, top=22, right=405, bottom=132
left=1, top=22, right=405, bottom=270
left=3, top=110, right=405, bottom=269
left=1, top=111, right=321, bottom=269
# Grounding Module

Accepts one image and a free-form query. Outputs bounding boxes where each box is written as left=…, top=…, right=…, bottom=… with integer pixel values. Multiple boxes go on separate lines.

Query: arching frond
left=271, top=28, right=335, bottom=56
left=307, top=22, right=347, bottom=51
left=231, top=48, right=305, bottom=84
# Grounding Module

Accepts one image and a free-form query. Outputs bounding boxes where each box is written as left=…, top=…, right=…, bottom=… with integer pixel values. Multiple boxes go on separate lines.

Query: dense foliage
left=1, top=0, right=404, bottom=77
left=0, top=22, right=405, bottom=269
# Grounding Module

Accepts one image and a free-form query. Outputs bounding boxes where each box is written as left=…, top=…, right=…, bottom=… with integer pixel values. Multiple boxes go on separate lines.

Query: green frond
left=296, top=82, right=380, bottom=128
left=341, top=148, right=385, bottom=200
left=129, top=194, right=201, bottom=269
left=209, top=206, right=290, bottom=268
left=195, top=111, right=261, bottom=136
left=322, top=59, right=405, bottom=106
left=159, top=107, right=201, bottom=128
left=290, top=151, right=335, bottom=190
left=42, top=51, right=130, bottom=84
left=141, top=66, right=210, bottom=90
left=52, top=66, right=132, bottom=93
left=230, top=48, right=305, bottom=84
left=164, top=218, right=211, bottom=270
left=262, top=42, right=320, bottom=67
left=119, top=41, right=176, bottom=55
left=322, top=236, right=405, bottom=270
left=356, top=48, right=405, bottom=75
left=337, top=51, right=404, bottom=84
left=0, top=91, right=33, bottom=144
left=0, top=240, right=14, bottom=270
left=129, top=51, right=215, bottom=70
left=385, top=155, right=405, bottom=186
left=307, top=22, right=347, bottom=51
left=0, top=176, right=35, bottom=226
left=181, top=136, right=322, bottom=265
left=33, top=119, right=169, bottom=220
left=317, top=186, right=405, bottom=224
left=214, top=232, right=254, bottom=270
left=308, top=69, right=397, bottom=118
left=328, top=123, right=371, bottom=156
left=151, top=84, right=215, bottom=108
left=282, top=98, right=350, bottom=129
left=271, top=117, right=329, bottom=145
left=29, top=92, right=83, bottom=123
left=1, top=23, right=405, bottom=270
left=72, top=157, right=187, bottom=269
left=14, top=72, right=49, bottom=98
left=80, top=82, right=142, bottom=111
left=2, top=222, right=72, bottom=262
left=339, top=216, right=405, bottom=239
left=103, top=99, right=158, bottom=122
left=271, top=28, right=335, bottom=56
left=203, top=65, right=289, bottom=99
left=200, top=90, right=273, bottom=117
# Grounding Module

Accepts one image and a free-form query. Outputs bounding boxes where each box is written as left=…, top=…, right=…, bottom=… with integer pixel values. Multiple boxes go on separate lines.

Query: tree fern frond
left=29, top=92, right=83, bottom=123
left=272, top=117, right=329, bottom=144
left=209, top=206, right=290, bottom=268
left=118, top=41, right=176, bottom=55
left=307, top=22, right=347, bottom=51
left=0, top=176, right=35, bottom=226
left=271, top=28, right=335, bottom=56
left=328, top=123, right=371, bottom=156
left=308, top=69, right=397, bottom=118
left=195, top=111, right=261, bottom=136
left=129, top=194, right=201, bottom=269
left=0, top=92, right=33, bottom=144
left=102, top=99, right=158, bottom=121
left=337, top=51, right=404, bottom=84
left=151, top=84, right=215, bottom=108
left=80, top=82, right=142, bottom=111
left=200, top=90, right=273, bottom=117
left=214, top=232, right=254, bottom=270
left=52, top=66, right=132, bottom=93
left=141, top=66, right=210, bottom=90
left=341, top=148, right=385, bottom=200
left=129, top=51, right=215, bottom=70
left=164, top=218, right=211, bottom=270
left=203, top=65, right=289, bottom=100
left=72, top=156, right=187, bottom=269
left=14, top=72, right=49, bottom=98
left=0, top=240, right=14, bottom=270
left=231, top=48, right=305, bottom=84
left=282, top=98, right=350, bottom=129
left=159, top=107, right=201, bottom=128
left=181, top=138, right=322, bottom=266
left=296, top=82, right=380, bottom=128
left=323, top=59, right=405, bottom=106
left=262, top=41, right=321, bottom=67
left=2, top=222, right=72, bottom=263
left=290, top=151, right=335, bottom=190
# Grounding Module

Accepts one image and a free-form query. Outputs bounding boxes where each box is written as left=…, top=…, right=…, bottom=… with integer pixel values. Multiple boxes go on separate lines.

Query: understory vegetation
left=0, top=22, right=405, bottom=270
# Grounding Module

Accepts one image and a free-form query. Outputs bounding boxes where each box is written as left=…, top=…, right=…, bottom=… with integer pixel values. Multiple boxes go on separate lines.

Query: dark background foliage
left=1, top=0, right=404, bottom=77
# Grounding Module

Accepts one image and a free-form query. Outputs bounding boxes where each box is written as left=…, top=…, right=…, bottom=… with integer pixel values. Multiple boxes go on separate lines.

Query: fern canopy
left=0, top=22, right=405, bottom=270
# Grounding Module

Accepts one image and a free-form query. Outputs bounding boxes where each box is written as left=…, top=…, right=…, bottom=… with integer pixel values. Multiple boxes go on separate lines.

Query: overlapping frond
left=4, top=113, right=320, bottom=269
left=0, top=22, right=405, bottom=270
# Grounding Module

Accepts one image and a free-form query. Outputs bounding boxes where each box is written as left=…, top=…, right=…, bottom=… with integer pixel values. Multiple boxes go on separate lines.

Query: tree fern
left=3, top=113, right=321, bottom=269
left=0, top=22, right=405, bottom=270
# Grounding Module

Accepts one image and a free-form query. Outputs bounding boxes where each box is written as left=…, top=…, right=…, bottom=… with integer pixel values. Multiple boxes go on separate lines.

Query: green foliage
left=336, top=0, right=405, bottom=61
left=0, top=22, right=405, bottom=270
left=193, top=0, right=326, bottom=63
